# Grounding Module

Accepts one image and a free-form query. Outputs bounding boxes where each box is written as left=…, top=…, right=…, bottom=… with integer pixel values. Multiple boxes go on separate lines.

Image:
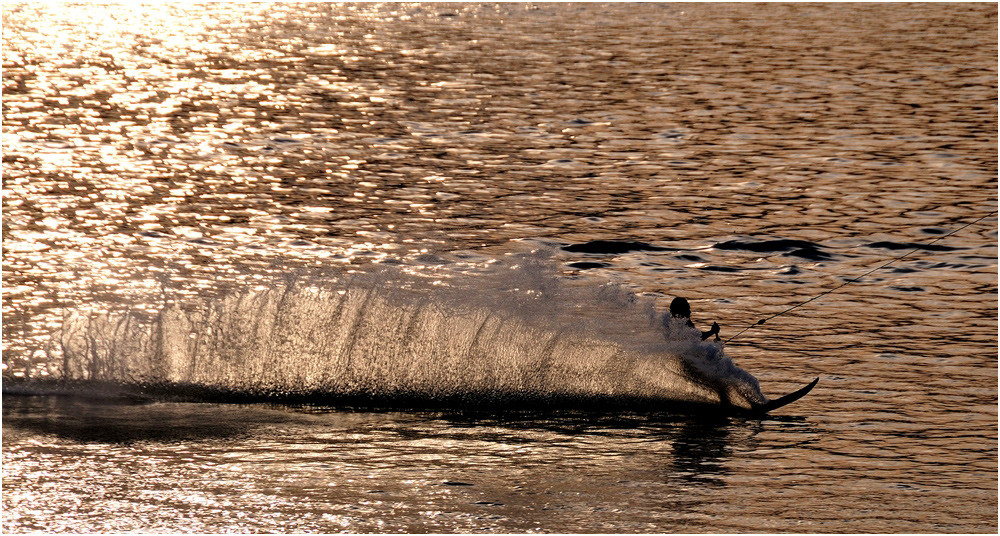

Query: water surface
left=2, top=3, right=997, bottom=533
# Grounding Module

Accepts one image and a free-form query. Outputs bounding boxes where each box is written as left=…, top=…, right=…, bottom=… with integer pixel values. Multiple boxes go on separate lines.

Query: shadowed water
left=2, top=3, right=997, bottom=533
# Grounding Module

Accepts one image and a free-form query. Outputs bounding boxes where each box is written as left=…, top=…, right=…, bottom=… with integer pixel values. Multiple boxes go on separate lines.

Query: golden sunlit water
left=2, top=3, right=997, bottom=533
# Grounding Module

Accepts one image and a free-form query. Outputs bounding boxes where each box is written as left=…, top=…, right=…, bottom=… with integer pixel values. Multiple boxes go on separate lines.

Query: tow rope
left=724, top=210, right=997, bottom=344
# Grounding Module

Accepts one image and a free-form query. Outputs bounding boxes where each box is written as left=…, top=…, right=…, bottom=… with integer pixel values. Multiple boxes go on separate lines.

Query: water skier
left=669, top=297, right=720, bottom=341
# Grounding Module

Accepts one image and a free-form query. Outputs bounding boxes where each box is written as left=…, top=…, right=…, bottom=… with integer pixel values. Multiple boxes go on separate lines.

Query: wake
left=18, top=257, right=775, bottom=411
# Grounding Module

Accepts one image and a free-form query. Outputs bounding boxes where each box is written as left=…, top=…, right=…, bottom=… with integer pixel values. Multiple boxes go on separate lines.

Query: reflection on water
left=1, top=395, right=759, bottom=533
left=2, top=2, right=997, bottom=533
left=669, top=418, right=736, bottom=487
left=3, top=2, right=996, bottom=338
left=2, top=396, right=274, bottom=443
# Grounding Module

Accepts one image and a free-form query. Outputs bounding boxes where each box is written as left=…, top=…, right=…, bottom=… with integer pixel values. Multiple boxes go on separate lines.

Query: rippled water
left=3, top=3, right=997, bottom=533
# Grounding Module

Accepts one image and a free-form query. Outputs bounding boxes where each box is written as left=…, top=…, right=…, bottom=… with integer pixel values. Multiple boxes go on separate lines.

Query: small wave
left=714, top=239, right=831, bottom=260
left=699, top=265, right=742, bottom=273
left=891, top=286, right=925, bottom=292
left=568, top=261, right=610, bottom=270
left=865, top=241, right=961, bottom=252
left=562, top=240, right=677, bottom=254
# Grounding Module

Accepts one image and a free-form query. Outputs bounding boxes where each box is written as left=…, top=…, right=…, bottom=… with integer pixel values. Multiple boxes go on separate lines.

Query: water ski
left=752, top=377, right=819, bottom=415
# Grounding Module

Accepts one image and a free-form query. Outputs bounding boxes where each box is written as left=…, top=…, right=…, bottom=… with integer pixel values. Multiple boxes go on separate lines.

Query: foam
left=45, top=256, right=770, bottom=410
